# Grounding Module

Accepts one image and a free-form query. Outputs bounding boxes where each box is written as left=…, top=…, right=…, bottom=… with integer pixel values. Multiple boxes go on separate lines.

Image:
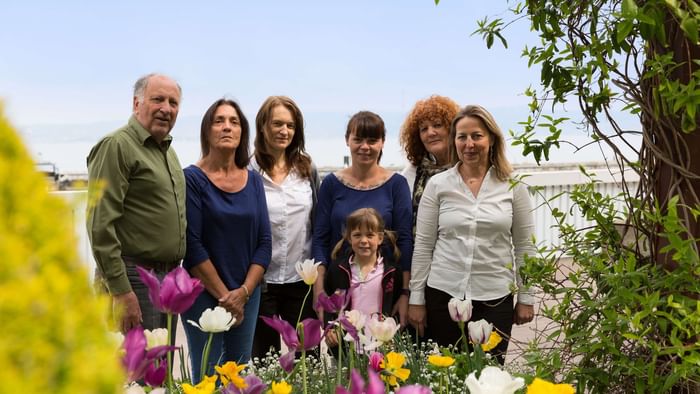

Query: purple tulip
left=396, top=385, right=433, bottom=394
left=222, top=374, right=268, bottom=394
left=260, top=315, right=323, bottom=352
left=279, top=351, right=295, bottom=373
left=122, top=327, right=177, bottom=384
left=336, top=369, right=384, bottom=394
left=315, top=290, right=349, bottom=314
left=144, top=361, right=167, bottom=387
left=338, top=314, right=359, bottom=342
left=137, top=266, right=204, bottom=314
left=260, top=315, right=299, bottom=350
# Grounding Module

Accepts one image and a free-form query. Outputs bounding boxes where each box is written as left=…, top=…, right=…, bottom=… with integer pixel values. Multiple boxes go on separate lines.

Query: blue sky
left=1, top=1, right=629, bottom=171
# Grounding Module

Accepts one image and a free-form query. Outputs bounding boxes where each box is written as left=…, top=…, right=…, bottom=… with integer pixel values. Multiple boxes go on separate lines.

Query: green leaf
left=617, top=19, right=634, bottom=43
left=680, top=16, right=699, bottom=43
left=621, top=0, right=638, bottom=17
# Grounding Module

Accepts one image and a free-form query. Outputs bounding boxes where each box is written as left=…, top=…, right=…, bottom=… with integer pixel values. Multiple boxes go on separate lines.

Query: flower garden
left=117, top=261, right=574, bottom=394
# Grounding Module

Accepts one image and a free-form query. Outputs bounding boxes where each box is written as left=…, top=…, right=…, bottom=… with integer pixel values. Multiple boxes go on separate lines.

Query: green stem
left=297, top=285, right=312, bottom=326
left=200, top=332, right=214, bottom=382
left=166, top=313, right=174, bottom=392
left=459, top=322, right=473, bottom=372
left=302, top=348, right=308, bottom=394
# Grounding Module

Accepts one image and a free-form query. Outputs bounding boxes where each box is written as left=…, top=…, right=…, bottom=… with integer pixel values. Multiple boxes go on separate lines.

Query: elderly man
left=87, top=73, right=186, bottom=333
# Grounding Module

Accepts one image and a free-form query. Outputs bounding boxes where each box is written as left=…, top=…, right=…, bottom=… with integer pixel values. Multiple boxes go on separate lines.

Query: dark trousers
left=252, top=280, right=315, bottom=358
left=425, top=286, right=513, bottom=363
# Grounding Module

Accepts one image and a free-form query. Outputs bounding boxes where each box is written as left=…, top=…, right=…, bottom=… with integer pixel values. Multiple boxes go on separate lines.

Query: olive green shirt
left=86, top=116, right=186, bottom=295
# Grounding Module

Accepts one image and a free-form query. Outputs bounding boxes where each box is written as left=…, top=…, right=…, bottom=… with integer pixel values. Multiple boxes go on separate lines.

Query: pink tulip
left=122, top=327, right=176, bottom=384
left=336, top=369, right=384, bottom=394
left=368, top=352, right=384, bottom=372
left=137, top=266, right=204, bottom=314
left=396, top=385, right=432, bottom=394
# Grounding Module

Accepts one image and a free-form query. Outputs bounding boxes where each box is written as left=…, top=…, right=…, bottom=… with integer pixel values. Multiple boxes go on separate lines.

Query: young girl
left=324, top=208, right=404, bottom=346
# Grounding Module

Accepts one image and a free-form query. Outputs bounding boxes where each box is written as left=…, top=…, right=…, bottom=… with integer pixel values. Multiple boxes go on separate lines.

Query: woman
left=400, top=95, right=460, bottom=234
left=182, top=99, right=272, bottom=381
left=250, top=96, right=320, bottom=358
left=407, top=105, right=535, bottom=362
left=313, top=111, right=413, bottom=326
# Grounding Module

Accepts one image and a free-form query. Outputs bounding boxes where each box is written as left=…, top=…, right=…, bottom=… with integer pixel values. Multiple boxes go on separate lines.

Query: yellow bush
left=0, top=105, right=123, bottom=393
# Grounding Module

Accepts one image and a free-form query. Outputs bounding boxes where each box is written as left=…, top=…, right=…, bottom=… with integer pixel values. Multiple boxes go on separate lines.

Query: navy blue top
left=312, top=172, right=413, bottom=271
left=183, top=165, right=272, bottom=289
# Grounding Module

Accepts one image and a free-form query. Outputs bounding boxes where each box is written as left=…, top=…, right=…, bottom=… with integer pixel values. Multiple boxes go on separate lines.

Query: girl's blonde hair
left=331, top=208, right=400, bottom=261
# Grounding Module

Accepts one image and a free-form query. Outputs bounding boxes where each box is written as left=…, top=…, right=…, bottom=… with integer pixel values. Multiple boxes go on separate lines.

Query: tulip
left=260, top=315, right=322, bottom=351
left=464, top=366, right=525, bottom=394
left=295, top=258, right=321, bottom=285
left=526, top=378, right=575, bottom=394
left=215, top=361, right=247, bottom=388
left=468, top=319, right=493, bottom=344
left=221, top=374, right=268, bottom=394
left=369, top=351, right=384, bottom=372
left=366, top=316, right=400, bottom=343
left=427, top=354, right=455, bottom=367
left=269, top=380, right=292, bottom=394
left=144, top=328, right=169, bottom=349
left=144, top=361, right=167, bottom=387
left=380, top=351, right=411, bottom=387
left=336, top=369, right=384, bottom=394
left=315, top=290, right=349, bottom=313
left=344, top=309, right=366, bottom=331
left=122, top=327, right=176, bottom=384
left=187, top=306, right=236, bottom=333
left=137, top=266, right=204, bottom=314
left=447, top=298, right=472, bottom=322
left=181, top=375, right=217, bottom=394
left=278, top=350, right=295, bottom=373
left=396, top=385, right=433, bottom=394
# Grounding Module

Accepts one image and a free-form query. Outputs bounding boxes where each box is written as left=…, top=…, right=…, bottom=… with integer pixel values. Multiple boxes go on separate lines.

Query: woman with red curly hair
left=399, top=95, right=460, bottom=234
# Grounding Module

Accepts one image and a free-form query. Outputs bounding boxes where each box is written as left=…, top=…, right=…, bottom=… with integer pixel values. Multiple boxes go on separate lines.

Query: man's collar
left=128, top=115, right=173, bottom=147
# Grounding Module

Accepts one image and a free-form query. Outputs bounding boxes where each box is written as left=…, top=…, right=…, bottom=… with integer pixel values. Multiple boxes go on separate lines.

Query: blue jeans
left=182, top=286, right=261, bottom=382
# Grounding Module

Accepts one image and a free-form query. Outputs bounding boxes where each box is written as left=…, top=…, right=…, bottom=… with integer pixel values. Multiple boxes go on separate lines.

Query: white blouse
left=251, top=160, right=313, bottom=284
left=409, top=164, right=536, bottom=305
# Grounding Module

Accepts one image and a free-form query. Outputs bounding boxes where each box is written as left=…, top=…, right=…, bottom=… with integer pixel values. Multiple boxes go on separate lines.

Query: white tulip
left=464, top=366, right=525, bottom=394
left=124, top=383, right=146, bottom=394
left=448, top=297, right=473, bottom=322
left=468, top=319, right=493, bottom=344
left=366, top=316, right=399, bottom=343
left=295, top=258, right=321, bottom=285
left=344, top=309, right=367, bottom=331
left=187, top=306, right=236, bottom=333
left=143, top=328, right=169, bottom=349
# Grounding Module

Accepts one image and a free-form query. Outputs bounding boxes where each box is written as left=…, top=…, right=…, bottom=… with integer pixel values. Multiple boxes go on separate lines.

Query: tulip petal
left=279, top=351, right=295, bottom=373
left=300, top=318, right=323, bottom=350
left=144, top=360, right=167, bottom=387
left=122, top=327, right=147, bottom=381
left=366, top=370, right=385, bottom=394
left=136, top=267, right=163, bottom=311
left=260, top=315, right=299, bottom=350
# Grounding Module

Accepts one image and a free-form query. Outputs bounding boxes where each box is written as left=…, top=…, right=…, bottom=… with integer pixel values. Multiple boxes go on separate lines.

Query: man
left=87, top=73, right=186, bottom=333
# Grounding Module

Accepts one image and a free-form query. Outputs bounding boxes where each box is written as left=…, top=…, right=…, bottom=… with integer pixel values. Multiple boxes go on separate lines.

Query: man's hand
left=408, top=304, right=427, bottom=337
left=113, top=291, right=142, bottom=333
left=513, top=303, right=534, bottom=325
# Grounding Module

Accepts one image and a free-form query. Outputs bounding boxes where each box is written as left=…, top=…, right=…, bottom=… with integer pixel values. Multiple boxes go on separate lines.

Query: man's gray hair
left=133, top=73, right=182, bottom=102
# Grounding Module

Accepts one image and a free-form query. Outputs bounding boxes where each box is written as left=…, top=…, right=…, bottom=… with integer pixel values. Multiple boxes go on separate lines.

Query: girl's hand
left=392, top=293, right=409, bottom=327
left=325, top=330, right=339, bottom=347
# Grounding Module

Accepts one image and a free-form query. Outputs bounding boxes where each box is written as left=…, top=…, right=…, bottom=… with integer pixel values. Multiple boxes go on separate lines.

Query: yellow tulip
left=427, top=354, right=456, bottom=367
left=527, top=377, right=575, bottom=394
left=182, top=375, right=217, bottom=394
left=481, top=331, right=503, bottom=352
left=380, top=351, right=411, bottom=387
left=269, top=380, right=293, bottom=394
left=215, top=361, right=247, bottom=388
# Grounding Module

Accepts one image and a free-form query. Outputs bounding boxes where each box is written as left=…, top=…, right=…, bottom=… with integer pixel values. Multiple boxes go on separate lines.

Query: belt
left=122, top=255, right=180, bottom=272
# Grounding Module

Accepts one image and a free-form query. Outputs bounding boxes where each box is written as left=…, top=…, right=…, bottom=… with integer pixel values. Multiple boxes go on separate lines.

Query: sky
left=0, top=1, right=639, bottom=172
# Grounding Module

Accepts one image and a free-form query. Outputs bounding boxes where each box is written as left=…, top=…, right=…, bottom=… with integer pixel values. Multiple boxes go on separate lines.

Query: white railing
left=56, top=164, right=639, bottom=271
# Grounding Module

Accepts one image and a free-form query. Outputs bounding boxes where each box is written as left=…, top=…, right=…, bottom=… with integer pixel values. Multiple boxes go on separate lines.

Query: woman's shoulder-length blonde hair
left=448, top=104, right=512, bottom=182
